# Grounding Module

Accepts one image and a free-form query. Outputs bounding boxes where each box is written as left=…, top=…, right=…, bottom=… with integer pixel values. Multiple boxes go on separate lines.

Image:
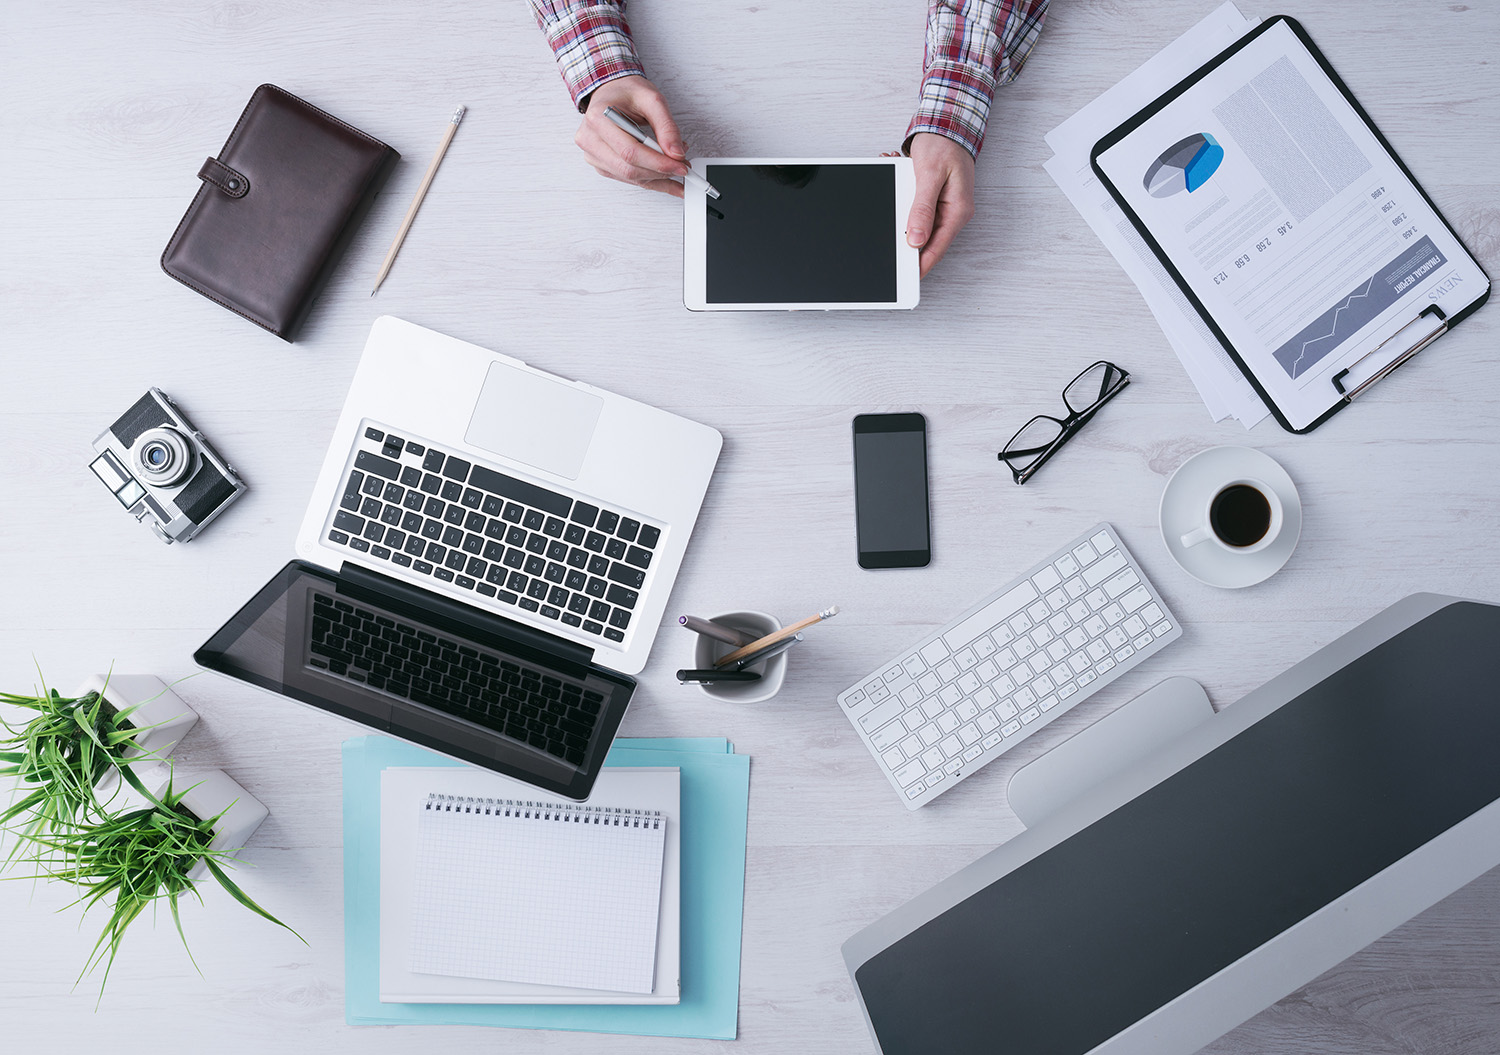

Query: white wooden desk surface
left=3, top=2, right=1498, bottom=1051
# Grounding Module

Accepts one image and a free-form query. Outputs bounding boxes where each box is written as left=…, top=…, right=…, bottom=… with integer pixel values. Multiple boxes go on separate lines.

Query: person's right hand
left=576, top=76, right=689, bottom=198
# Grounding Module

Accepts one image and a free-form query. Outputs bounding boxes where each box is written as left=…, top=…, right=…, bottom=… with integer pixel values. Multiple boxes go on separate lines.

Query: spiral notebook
left=380, top=765, right=681, bottom=1003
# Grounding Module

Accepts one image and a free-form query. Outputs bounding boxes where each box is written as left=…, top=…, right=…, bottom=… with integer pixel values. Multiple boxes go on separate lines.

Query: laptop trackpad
left=465, top=362, right=604, bottom=481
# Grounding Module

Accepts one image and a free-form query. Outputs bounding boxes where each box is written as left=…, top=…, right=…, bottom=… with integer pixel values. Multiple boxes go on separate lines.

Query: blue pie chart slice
left=1144, top=133, right=1223, bottom=197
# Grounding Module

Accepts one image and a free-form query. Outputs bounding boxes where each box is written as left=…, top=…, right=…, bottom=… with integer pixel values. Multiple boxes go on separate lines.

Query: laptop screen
left=195, top=561, right=634, bottom=800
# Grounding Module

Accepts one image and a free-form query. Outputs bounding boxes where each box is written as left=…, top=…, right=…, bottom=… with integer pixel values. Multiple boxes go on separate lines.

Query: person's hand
left=575, top=76, right=689, bottom=198
left=905, top=132, right=977, bottom=277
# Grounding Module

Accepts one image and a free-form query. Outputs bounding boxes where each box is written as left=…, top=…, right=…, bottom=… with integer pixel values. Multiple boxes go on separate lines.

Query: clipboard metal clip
left=1332, top=304, right=1447, bottom=403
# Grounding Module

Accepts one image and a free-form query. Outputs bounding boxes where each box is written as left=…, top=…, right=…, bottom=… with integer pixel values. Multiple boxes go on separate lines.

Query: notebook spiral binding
left=423, top=792, right=662, bottom=829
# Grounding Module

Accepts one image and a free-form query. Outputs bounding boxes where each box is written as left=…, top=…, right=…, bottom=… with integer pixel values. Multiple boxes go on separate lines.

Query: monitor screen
left=854, top=601, right=1500, bottom=1054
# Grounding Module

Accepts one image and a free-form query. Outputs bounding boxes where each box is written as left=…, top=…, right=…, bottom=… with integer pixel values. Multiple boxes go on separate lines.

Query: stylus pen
left=677, top=669, right=761, bottom=684
left=725, top=633, right=802, bottom=672
left=679, top=614, right=753, bottom=647
left=601, top=107, right=720, bottom=199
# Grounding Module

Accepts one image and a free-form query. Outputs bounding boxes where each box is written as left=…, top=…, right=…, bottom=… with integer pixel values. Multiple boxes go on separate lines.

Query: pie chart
left=1143, top=133, right=1224, bottom=197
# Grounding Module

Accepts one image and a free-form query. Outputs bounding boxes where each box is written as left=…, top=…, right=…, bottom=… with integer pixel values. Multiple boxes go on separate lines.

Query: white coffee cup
left=1180, top=477, right=1283, bottom=554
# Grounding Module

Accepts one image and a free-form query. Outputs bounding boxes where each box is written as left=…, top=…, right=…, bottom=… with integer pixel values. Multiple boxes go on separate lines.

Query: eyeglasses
left=998, top=361, right=1131, bottom=485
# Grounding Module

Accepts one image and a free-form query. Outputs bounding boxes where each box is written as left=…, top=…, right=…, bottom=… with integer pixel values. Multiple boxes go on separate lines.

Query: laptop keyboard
left=324, top=424, right=662, bottom=648
left=838, top=524, right=1181, bottom=809
left=307, top=591, right=601, bottom=765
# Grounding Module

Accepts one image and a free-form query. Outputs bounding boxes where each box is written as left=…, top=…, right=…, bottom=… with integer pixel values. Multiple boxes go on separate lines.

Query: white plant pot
left=165, top=769, right=269, bottom=881
left=78, top=674, right=198, bottom=794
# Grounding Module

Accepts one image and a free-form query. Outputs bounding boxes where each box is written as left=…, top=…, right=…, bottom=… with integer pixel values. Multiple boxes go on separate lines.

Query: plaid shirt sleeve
left=527, top=0, right=646, bottom=112
left=905, top=0, right=1049, bottom=157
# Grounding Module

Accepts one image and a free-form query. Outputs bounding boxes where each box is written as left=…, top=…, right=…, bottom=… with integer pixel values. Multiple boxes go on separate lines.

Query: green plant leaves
left=0, top=671, right=297, bottom=1001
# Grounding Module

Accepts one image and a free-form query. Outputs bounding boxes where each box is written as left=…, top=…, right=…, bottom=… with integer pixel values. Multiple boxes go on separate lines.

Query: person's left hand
left=904, top=132, right=976, bottom=278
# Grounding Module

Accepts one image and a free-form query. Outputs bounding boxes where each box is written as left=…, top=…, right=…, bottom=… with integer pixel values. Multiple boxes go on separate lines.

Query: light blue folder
left=342, top=735, right=749, bottom=1038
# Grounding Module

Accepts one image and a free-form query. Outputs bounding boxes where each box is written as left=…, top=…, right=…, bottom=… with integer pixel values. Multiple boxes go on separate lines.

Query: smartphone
left=852, top=413, right=931, bottom=569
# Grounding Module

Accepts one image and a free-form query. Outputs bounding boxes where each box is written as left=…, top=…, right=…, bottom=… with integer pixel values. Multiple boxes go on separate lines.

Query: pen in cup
left=601, top=106, right=720, bottom=199
left=724, top=633, right=802, bottom=672
left=679, top=615, right=753, bottom=647
left=677, top=669, right=762, bottom=684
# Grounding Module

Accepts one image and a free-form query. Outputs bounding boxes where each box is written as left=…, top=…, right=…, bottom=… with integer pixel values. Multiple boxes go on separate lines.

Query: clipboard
left=1090, top=16, right=1489, bottom=433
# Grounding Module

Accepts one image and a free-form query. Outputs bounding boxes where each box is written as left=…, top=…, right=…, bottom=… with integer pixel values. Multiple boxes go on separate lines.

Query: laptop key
left=568, top=594, right=590, bottom=614
left=566, top=547, right=589, bottom=569
left=355, top=451, right=400, bottom=480
left=503, top=548, right=525, bottom=569
left=403, top=535, right=425, bottom=556
left=588, top=554, right=610, bottom=576
left=583, top=620, right=604, bottom=635
left=385, top=530, right=406, bottom=551
left=481, top=494, right=503, bottom=516
left=606, top=584, right=639, bottom=609
left=562, top=612, right=583, bottom=627
left=618, top=517, right=640, bottom=542
left=608, top=562, right=646, bottom=589
left=543, top=516, right=565, bottom=537
left=584, top=531, right=606, bottom=552
left=507, top=525, right=527, bottom=546
left=442, top=526, right=463, bottom=547
left=422, top=449, right=444, bottom=473
left=525, top=554, right=545, bottom=575
left=485, top=564, right=507, bottom=585
left=340, top=490, right=362, bottom=512
left=414, top=560, right=434, bottom=574
left=605, top=538, right=627, bottom=559
left=403, top=492, right=424, bottom=513
left=328, top=530, right=350, bottom=545
left=381, top=504, right=403, bottom=526
left=548, top=585, right=569, bottom=606
left=392, top=552, right=413, bottom=568
left=585, top=576, right=607, bottom=597
left=466, top=557, right=487, bottom=577
left=527, top=580, right=548, bottom=600
left=604, top=628, right=625, bottom=642
left=589, top=600, right=611, bottom=621
left=508, top=571, right=528, bottom=592
left=519, top=597, right=540, bottom=611
left=608, top=609, right=631, bottom=629
left=441, top=480, right=463, bottom=502
left=456, top=575, right=476, bottom=590
left=502, top=502, right=524, bottom=523
left=544, top=562, right=567, bottom=584
left=420, top=473, right=442, bottom=494
left=525, top=532, right=548, bottom=554
left=541, top=605, right=561, bottom=619
left=597, top=510, right=619, bottom=534
left=444, top=550, right=467, bottom=572
left=523, top=509, right=544, bottom=530
left=483, top=540, right=505, bottom=561
left=463, top=533, right=484, bottom=555
left=349, top=538, right=371, bottom=552
left=334, top=511, right=365, bottom=534
left=441, top=455, right=471, bottom=481
left=564, top=523, right=586, bottom=544
left=476, top=582, right=496, bottom=597
left=565, top=569, right=586, bottom=590
left=435, top=568, right=455, bottom=582
left=638, top=524, right=660, bottom=549
left=363, top=522, right=385, bottom=542
left=460, top=487, right=482, bottom=509
left=625, top=545, right=652, bottom=570
left=426, top=542, right=446, bottom=563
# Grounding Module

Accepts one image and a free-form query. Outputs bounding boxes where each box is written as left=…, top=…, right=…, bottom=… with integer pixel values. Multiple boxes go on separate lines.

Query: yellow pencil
left=714, top=606, right=839, bottom=667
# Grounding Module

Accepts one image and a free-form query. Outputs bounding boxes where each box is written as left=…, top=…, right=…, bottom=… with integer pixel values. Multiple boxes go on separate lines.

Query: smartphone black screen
left=853, top=413, right=931, bottom=569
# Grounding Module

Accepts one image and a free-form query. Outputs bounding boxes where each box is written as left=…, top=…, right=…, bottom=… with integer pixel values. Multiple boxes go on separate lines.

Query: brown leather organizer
left=162, top=84, right=399, bottom=341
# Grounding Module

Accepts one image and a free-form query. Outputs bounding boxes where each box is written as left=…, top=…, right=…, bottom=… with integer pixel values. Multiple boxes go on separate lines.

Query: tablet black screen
left=704, top=164, right=896, bottom=304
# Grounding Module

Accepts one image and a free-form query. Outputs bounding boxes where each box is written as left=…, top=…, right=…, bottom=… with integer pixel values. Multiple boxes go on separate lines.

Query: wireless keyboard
left=837, top=524, right=1181, bottom=809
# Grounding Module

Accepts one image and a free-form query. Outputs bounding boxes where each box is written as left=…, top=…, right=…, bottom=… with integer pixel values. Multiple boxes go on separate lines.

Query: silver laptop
left=197, top=317, right=720, bottom=800
left=295, top=316, right=721, bottom=675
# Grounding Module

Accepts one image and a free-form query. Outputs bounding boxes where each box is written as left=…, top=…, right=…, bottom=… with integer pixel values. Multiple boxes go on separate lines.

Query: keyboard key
left=625, top=545, right=653, bottom=570
left=604, top=627, right=626, bottom=643
left=1090, top=530, right=1116, bottom=553
left=638, top=524, right=660, bottom=549
left=334, top=510, right=365, bottom=534
left=349, top=537, right=370, bottom=552
left=364, top=426, right=384, bottom=442
left=617, top=517, right=640, bottom=541
left=327, top=529, right=350, bottom=545
left=570, top=501, right=599, bottom=527
left=355, top=451, right=400, bottom=480
left=597, top=510, right=619, bottom=534
left=870, top=721, right=905, bottom=752
left=361, top=495, right=382, bottom=517
left=469, top=464, right=571, bottom=517
left=441, top=480, right=463, bottom=502
left=608, top=562, right=646, bottom=589
left=893, top=759, right=926, bottom=787
left=606, top=583, right=639, bottom=609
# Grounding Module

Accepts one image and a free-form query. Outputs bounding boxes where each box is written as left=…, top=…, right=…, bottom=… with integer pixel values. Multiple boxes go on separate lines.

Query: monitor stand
left=1007, top=677, right=1215, bottom=828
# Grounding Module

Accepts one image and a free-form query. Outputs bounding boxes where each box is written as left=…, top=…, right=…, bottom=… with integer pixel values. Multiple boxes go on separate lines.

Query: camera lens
left=135, top=427, right=195, bottom=486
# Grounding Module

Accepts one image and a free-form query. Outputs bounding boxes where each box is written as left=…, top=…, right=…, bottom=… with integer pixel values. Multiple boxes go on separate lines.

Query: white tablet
left=683, top=158, right=919, bottom=311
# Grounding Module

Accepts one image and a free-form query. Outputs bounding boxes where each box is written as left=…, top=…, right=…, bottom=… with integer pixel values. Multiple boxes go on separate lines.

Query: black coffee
left=1209, top=484, right=1272, bottom=547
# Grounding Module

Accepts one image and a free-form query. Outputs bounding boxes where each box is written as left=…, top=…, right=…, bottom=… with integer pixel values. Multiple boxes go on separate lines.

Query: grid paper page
left=411, top=795, right=666, bottom=993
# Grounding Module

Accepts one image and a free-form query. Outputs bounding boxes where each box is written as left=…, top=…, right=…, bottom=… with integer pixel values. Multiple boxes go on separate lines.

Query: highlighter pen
left=679, top=615, right=753, bottom=647
left=601, top=107, right=721, bottom=199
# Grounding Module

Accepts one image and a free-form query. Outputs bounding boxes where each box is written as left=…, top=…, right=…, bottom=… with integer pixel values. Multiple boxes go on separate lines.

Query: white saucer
left=1159, top=446, right=1301, bottom=589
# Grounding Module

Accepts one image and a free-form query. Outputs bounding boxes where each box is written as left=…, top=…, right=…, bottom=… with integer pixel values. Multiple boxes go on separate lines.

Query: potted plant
left=0, top=674, right=169, bottom=844
left=29, top=770, right=299, bottom=992
left=1, top=672, right=298, bottom=997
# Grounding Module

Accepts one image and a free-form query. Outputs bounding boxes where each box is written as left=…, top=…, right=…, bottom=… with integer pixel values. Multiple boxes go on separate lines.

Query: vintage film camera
left=89, top=388, right=247, bottom=544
